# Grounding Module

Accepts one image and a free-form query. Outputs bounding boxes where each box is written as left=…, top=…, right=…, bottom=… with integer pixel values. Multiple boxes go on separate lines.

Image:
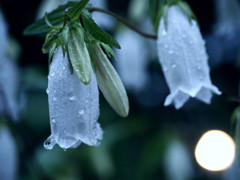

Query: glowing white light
left=195, top=130, right=235, bottom=171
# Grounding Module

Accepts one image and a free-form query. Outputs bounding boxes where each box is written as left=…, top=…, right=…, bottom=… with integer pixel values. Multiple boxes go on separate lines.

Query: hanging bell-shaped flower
left=157, top=4, right=221, bottom=109
left=44, top=47, right=102, bottom=150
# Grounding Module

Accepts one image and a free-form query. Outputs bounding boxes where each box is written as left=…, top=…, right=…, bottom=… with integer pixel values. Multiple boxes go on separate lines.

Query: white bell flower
left=0, top=10, right=8, bottom=56
left=164, top=140, right=193, bottom=180
left=44, top=47, right=102, bottom=150
left=0, top=11, right=19, bottom=121
left=0, top=126, right=18, bottom=180
left=157, top=5, right=221, bottom=109
left=115, top=27, right=149, bottom=93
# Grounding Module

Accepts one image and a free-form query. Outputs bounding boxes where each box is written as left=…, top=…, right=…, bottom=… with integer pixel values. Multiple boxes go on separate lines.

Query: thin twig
left=86, top=7, right=158, bottom=40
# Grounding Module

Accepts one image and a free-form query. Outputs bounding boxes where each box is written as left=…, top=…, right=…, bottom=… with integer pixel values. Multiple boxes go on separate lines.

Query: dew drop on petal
left=163, top=65, right=168, bottom=72
left=78, top=110, right=85, bottom=115
left=69, top=96, right=76, bottom=101
left=50, top=72, right=55, bottom=77
left=44, top=136, right=56, bottom=150
left=162, top=30, right=167, bottom=36
left=51, top=118, right=56, bottom=123
left=172, top=64, right=177, bottom=68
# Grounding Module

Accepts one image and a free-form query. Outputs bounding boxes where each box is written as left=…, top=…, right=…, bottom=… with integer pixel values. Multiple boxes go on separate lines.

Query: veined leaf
left=24, top=2, right=76, bottom=35
left=67, top=0, right=89, bottom=21
left=81, top=11, right=121, bottom=49
left=67, top=23, right=91, bottom=84
left=100, top=43, right=117, bottom=61
left=91, top=43, right=129, bottom=117
left=42, top=30, right=60, bottom=54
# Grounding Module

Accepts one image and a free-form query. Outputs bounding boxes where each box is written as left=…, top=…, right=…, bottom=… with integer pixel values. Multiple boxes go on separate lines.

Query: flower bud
left=90, top=43, right=129, bottom=117
left=68, top=23, right=91, bottom=84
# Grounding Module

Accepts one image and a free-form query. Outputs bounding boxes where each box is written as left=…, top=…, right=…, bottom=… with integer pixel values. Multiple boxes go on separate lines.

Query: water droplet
left=52, top=118, right=56, bottom=123
left=69, top=96, right=76, bottom=101
left=44, top=136, right=56, bottom=150
left=163, top=66, right=168, bottom=72
left=50, top=72, right=55, bottom=77
left=78, top=110, right=85, bottom=115
left=62, top=66, right=66, bottom=70
left=46, top=89, right=49, bottom=94
left=53, top=97, right=57, bottom=101
left=171, top=64, right=177, bottom=68
left=199, top=75, right=204, bottom=80
left=162, top=30, right=167, bottom=36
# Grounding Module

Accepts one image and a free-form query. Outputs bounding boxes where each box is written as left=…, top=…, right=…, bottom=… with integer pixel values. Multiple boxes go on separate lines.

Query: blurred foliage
left=0, top=0, right=239, bottom=180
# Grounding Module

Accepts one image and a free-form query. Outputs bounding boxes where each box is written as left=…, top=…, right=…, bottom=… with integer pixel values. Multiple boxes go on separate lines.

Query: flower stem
left=86, top=7, right=158, bottom=40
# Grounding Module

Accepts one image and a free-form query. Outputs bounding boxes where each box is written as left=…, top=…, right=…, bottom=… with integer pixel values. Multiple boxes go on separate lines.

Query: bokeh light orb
left=194, top=130, right=235, bottom=171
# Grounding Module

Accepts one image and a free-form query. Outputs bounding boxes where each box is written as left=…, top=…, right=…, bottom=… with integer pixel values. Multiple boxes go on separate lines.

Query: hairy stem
left=86, top=7, right=158, bottom=40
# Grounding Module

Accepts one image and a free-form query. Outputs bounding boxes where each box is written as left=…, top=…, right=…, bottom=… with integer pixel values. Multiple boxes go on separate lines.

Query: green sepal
left=90, top=43, right=129, bottom=117
left=231, top=106, right=240, bottom=125
left=100, top=43, right=117, bottom=61
left=178, top=1, right=197, bottom=23
left=81, top=10, right=121, bottom=49
left=152, top=0, right=195, bottom=32
left=24, top=1, right=76, bottom=35
left=42, top=29, right=60, bottom=54
left=48, top=42, right=58, bottom=64
left=232, top=106, right=240, bottom=162
left=66, top=0, right=89, bottom=21
left=149, top=0, right=165, bottom=33
left=67, top=22, right=91, bottom=84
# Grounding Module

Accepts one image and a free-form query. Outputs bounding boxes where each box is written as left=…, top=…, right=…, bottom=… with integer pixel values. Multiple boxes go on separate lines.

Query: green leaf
left=42, top=30, right=60, bottom=54
left=100, top=43, right=117, bottom=61
left=48, top=42, right=58, bottom=64
left=67, top=23, right=91, bottom=84
left=233, top=106, right=240, bottom=162
left=24, top=2, right=76, bottom=35
left=67, top=0, right=89, bottom=21
left=178, top=1, right=197, bottom=23
left=81, top=11, right=121, bottom=49
left=91, top=43, right=129, bottom=117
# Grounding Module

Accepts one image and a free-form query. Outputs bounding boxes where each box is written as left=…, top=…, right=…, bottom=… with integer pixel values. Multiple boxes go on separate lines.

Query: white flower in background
left=0, top=126, right=18, bottom=180
left=128, top=0, right=148, bottom=22
left=164, top=140, right=193, bottom=180
left=206, top=0, right=240, bottom=67
left=115, top=27, right=149, bottom=93
left=0, top=10, right=19, bottom=120
left=215, top=0, right=240, bottom=35
left=44, top=47, right=102, bottom=150
left=157, top=5, right=221, bottom=109
left=0, top=57, right=19, bottom=120
left=0, top=11, right=8, bottom=56
left=89, top=0, right=114, bottom=29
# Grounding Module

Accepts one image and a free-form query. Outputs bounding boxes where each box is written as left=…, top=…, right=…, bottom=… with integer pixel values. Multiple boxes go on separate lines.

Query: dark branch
left=86, top=7, right=158, bottom=40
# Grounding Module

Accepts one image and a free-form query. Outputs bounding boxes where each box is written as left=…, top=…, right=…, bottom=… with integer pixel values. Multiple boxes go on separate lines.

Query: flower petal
left=45, top=47, right=102, bottom=150
left=157, top=5, right=221, bottom=109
